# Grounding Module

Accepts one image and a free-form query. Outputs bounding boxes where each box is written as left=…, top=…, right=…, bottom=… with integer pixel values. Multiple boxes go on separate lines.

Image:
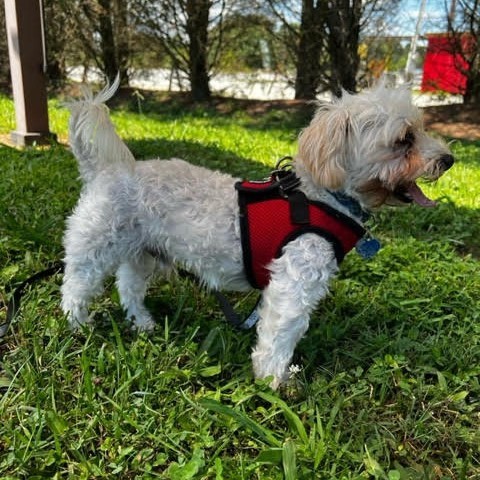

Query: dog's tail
left=68, top=75, right=135, bottom=184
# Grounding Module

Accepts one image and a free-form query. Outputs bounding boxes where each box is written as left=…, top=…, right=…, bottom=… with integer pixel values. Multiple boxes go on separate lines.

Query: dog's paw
left=131, top=314, right=155, bottom=332
left=62, top=303, right=92, bottom=331
left=252, top=354, right=290, bottom=390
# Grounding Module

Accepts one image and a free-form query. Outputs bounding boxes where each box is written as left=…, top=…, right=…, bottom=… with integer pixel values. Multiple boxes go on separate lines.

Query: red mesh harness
left=235, top=170, right=366, bottom=290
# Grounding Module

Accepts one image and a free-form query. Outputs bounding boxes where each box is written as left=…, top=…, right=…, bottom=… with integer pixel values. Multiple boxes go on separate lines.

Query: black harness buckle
left=271, top=156, right=301, bottom=196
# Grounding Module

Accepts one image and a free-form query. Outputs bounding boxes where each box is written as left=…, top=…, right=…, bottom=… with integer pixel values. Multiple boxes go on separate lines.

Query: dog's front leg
left=251, top=234, right=338, bottom=389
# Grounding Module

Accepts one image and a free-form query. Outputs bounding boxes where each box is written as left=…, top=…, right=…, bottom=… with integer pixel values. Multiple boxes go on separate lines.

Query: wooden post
left=4, top=0, right=55, bottom=146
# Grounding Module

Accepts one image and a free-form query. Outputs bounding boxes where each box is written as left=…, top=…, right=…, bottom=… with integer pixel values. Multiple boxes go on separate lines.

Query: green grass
left=0, top=90, right=479, bottom=479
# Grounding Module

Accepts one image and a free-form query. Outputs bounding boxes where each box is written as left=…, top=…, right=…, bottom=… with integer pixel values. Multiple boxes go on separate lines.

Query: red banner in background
left=421, top=33, right=474, bottom=95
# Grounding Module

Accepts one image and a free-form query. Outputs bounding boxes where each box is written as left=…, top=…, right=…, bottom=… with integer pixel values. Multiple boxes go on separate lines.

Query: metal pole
left=405, top=0, right=427, bottom=82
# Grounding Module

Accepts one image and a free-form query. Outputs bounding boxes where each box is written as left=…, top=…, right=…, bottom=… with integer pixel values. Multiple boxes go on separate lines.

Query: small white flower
left=288, top=364, right=302, bottom=378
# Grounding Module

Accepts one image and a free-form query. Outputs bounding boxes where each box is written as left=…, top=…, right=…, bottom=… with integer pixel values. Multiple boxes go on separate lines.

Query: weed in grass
left=0, top=92, right=479, bottom=478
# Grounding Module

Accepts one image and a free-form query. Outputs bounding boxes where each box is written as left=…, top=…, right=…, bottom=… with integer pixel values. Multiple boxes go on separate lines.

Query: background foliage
left=1, top=0, right=479, bottom=102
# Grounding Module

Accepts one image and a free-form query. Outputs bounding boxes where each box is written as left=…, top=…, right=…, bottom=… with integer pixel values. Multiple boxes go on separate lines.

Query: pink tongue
left=407, top=182, right=437, bottom=207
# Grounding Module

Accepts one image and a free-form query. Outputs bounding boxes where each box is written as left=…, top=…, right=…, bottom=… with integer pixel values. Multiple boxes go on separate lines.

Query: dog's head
left=296, top=82, right=454, bottom=209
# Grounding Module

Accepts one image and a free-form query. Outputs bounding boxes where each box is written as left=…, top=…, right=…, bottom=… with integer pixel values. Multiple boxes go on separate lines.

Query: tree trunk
left=90, top=0, right=129, bottom=86
left=113, top=0, right=130, bottom=86
left=326, top=0, right=362, bottom=96
left=43, top=1, right=67, bottom=89
left=462, top=38, right=480, bottom=104
left=186, top=0, right=211, bottom=101
left=97, top=0, right=118, bottom=84
left=294, top=0, right=324, bottom=100
left=463, top=70, right=480, bottom=104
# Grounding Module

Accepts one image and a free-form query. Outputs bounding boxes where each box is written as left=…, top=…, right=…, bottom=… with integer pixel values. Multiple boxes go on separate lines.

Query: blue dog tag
left=356, top=237, right=381, bottom=259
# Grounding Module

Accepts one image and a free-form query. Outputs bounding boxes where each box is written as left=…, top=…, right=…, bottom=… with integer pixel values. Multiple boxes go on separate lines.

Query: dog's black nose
left=438, top=154, right=454, bottom=171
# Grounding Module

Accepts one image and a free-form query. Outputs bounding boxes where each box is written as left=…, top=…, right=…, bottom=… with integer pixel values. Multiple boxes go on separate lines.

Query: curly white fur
left=61, top=80, right=453, bottom=389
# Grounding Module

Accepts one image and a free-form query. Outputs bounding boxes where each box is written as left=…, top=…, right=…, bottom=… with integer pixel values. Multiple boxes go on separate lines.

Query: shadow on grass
left=110, top=87, right=315, bottom=133
left=125, top=137, right=272, bottom=178
left=0, top=144, right=78, bottom=260
left=297, top=240, right=480, bottom=384
left=101, top=89, right=311, bottom=149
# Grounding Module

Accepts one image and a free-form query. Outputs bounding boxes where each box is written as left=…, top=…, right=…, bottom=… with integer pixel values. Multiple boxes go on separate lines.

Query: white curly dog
left=61, top=78, right=454, bottom=388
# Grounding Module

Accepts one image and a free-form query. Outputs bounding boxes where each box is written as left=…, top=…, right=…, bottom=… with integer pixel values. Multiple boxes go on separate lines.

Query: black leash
left=0, top=261, right=64, bottom=338
left=171, top=268, right=261, bottom=330
left=0, top=261, right=259, bottom=338
left=212, top=290, right=261, bottom=330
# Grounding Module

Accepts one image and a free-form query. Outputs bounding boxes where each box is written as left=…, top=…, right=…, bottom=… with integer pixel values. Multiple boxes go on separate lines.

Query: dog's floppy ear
left=297, top=103, right=350, bottom=189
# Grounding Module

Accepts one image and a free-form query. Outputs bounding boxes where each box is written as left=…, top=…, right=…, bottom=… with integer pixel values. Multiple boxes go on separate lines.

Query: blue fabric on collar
left=327, top=190, right=371, bottom=223
left=326, top=190, right=382, bottom=259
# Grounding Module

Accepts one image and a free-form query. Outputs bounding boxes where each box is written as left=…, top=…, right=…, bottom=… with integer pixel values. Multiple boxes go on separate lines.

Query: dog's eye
left=395, top=130, right=415, bottom=148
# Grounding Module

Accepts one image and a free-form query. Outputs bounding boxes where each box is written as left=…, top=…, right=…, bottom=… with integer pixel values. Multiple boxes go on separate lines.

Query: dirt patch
left=422, top=103, right=480, bottom=141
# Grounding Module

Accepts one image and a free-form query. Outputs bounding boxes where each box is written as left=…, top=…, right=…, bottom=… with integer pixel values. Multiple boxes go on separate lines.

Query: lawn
left=0, top=89, right=479, bottom=479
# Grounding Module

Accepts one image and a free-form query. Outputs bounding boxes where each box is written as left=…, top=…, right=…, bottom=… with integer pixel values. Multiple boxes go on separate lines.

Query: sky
left=392, top=0, right=448, bottom=37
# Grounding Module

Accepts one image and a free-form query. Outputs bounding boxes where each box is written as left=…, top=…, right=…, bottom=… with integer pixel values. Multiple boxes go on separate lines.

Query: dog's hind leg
left=61, top=255, right=114, bottom=329
left=115, top=252, right=158, bottom=331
